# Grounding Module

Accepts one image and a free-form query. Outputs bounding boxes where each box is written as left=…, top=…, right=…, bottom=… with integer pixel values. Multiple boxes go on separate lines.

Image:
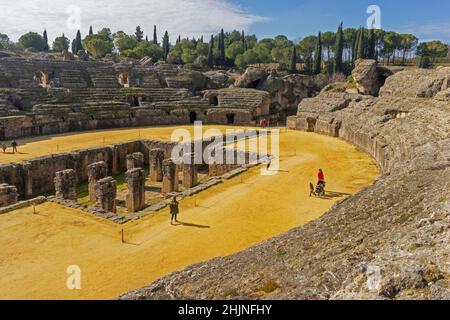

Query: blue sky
left=238, top=0, right=450, bottom=42
left=1, top=0, right=449, bottom=43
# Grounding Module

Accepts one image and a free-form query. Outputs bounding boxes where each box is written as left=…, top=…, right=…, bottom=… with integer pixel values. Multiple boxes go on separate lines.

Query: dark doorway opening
left=307, top=118, right=316, bottom=132
left=209, top=95, right=219, bottom=106
left=248, top=79, right=262, bottom=89
left=129, top=96, right=140, bottom=107
left=189, top=111, right=197, bottom=124
left=226, top=113, right=235, bottom=125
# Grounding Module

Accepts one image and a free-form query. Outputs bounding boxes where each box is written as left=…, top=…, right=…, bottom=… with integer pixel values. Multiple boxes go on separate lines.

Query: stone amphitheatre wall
left=0, top=58, right=294, bottom=139
left=120, top=66, right=450, bottom=300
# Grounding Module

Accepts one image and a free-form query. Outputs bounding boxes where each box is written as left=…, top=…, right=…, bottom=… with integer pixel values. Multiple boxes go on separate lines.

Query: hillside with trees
left=1, top=24, right=448, bottom=76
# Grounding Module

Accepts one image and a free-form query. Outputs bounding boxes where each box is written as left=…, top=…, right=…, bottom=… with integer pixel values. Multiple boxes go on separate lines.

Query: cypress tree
left=367, top=28, right=376, bottom=59
left=135, top=26, right=144, bottom=42
left=356, top=27, right=365, bottom=60
left=242, top=30, right=246, bottom=51
left=207, top=35, right=214, bottom=68
left=333, top=22, right=344, bottom=74
left=290, top=46, right=297, bottom=74
left=89, top=26, right=93, bottom=36
left=75, top=30, right=83, bottom=52
left=352, top=29, right=359, bottom=64
left=162, top=31, right=170, bottom=60
left=219, top=29, right=225, bottom=66
left=153, top=25, right=158, bottom=45
left=312, top=32, right=322, bottom=75
left=43, top=29, right=49, bottom=52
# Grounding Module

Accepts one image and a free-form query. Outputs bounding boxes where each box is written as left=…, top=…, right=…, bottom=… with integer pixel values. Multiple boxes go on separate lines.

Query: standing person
left=1, top=143, right=7, bottom=153
left=265, top=154, right=272, bottom=171
left=318, top=169, right=325, bottom=184
left=170, top=196, right=179, bottom=224
left=11, top=140, right=18, bottom=154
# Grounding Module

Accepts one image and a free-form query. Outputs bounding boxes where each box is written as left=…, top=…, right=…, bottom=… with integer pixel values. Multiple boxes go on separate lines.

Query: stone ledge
left=0, top=196, right=46, bottom=214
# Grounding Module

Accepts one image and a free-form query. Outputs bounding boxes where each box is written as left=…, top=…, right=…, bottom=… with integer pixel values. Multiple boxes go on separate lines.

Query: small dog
left=309, top=182, right=316, bottom=197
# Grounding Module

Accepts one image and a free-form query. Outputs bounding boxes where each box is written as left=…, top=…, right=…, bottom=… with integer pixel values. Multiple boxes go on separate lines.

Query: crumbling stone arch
left=307, top=118, right=317, bottom=132
left=118, top=73, right=131, bottom=88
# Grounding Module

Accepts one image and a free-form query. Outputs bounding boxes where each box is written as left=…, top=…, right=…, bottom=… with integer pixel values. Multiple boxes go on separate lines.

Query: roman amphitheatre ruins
left=0, top=51, right=448, bottom=300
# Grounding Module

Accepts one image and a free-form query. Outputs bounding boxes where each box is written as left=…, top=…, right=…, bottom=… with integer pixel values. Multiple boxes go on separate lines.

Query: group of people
left=1, top=140, right=18, bottom=154
left=310, top=169, right=326, bottom=197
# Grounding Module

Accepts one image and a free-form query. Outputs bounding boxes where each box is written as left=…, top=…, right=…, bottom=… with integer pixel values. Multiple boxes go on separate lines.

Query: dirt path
left=0, top=130, right=379, bottom=299
left=0, top=125, right=249, bottom=164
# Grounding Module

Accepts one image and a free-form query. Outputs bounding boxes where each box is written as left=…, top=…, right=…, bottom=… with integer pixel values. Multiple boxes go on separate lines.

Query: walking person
left=317, top=169, right=325, bottom=185
left=11, top=140, right=18, bottom=154
left=170, top=196, right=179, bottom=225
left=1, top=143, right=7, bottom=153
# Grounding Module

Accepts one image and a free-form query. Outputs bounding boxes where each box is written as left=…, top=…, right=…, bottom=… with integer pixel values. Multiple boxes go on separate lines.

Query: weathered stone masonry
left=54, top=169, right=77, bottom=201
left=88, top=161, right=108, bottom=202
left=126, top=168, right=146, bottom=212
left=126, top=152, right=145, bottom=170
left=149, top=149, right=164, bottom=182
left=0, top=184, right=18, bottom=207
left=162, top=159, right=178, bottom=194
left=94, top=176, right=117, bottom=213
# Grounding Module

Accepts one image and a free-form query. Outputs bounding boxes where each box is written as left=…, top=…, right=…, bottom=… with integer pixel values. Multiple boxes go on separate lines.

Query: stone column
left=88, top=161, right=108, bottom=202
left=162, top=159, right=179, bottom=194
left=125, top=168, right=146, bottom=212
left=94, top=177, right=117, bottom=213
left=126, top=152, right=145, bottom=170
left=149, top=149, right=164, bottom=182
left=182, top=153, right=198, bottom=188
left=54, top=169, right=77, bottom=201
left=0, top=184, right=18, bottom=207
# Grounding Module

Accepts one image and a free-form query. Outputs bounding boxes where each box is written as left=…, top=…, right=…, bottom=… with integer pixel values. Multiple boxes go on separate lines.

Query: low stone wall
left=0, top=196, right=46, bottom=214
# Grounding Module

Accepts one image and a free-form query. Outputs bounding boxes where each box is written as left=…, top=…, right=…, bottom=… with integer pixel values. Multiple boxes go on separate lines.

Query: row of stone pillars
left=53, top=149, right=199, bottom=214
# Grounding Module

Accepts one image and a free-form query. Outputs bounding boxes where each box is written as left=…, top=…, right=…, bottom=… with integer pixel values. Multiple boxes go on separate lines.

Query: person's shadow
left=172, top=220, right=211, bottom=229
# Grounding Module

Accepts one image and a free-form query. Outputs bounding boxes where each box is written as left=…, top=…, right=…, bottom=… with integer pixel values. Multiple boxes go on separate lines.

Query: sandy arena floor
left=0, top=127, right=379, bottom=299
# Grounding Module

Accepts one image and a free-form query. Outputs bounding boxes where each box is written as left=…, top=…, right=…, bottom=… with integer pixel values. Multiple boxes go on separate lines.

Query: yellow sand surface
left=0, top=129, right=379, bottom=299
left=0, top=125, right=250, bottom=164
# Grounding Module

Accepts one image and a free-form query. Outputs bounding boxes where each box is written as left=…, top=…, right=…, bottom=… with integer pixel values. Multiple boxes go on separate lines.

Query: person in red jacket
left=317, top=169, right=325, bottom=184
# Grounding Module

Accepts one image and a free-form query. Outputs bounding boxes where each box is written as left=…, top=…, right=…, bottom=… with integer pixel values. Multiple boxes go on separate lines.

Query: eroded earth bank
left=120, top=65, right=450, bottom=300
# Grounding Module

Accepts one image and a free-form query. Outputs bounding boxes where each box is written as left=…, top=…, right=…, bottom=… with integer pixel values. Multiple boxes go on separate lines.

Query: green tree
left=290, top=46, right=297, bottom=74
left=242, top=30, right=247, bottom=51
left=153, top=25, right=158, bottom=45
left=218, top=29, right=226, bottom=66
left=53, top=34, right=70, bottom=52
left=89, top=26, right=93, bottom=36
left=313, top=32, right=322, bottom=74
left=43, top=29, right=49, bottom=51
left=122, top=40, right=163, bottom=60
left=74, top=30, right=83, bottom=52
left=83, top=29, right=114, bottom=59
left=135, top=26, right=144, bottom=42
left=321, top=31, right=336, bottom=61
left=115, top=33, right=138, bottom=53
left=17, top=32, right=46, bottom=51
left=367, top=28, right=376, bottom=59
left=417, top=40, right=448, bottom=63
left=356, top=27, right=365, bottom=60
left=333, top=23, right=344, bottom=74
left=207, top=35, right=215, bottom=67
left=162, top=31, right=170, bottom=60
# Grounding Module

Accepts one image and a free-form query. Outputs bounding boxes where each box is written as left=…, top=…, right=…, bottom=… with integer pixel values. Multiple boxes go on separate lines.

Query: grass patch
left=259, top=280, right=280, bottom=294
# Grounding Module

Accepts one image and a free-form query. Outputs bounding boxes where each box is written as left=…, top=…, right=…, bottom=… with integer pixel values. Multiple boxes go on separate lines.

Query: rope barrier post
left=32, top=205, right=36, bottom=215
left=121, top=229, right=125, bottom=243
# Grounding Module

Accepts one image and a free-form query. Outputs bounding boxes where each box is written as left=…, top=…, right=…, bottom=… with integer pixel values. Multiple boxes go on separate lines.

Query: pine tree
left=290, top=46, right=297, bottom=74
left=135, top=26, right=144, bottom=42
left=145, top=35, right=148, bottom=42
left=333, top=22, right=344, bottom=74
left=219, top=29, right=226, bottom=66
left=153, top=25, right=158, bottom=45
left=207, top=35, right=214, bottom=67
left=43, top=29, right=49, bottom=52
left=162, top=31, right=170, bottom=60
left=75, top=30, right=83, bottom=52
left=312, top=32, right=322, bottom=75
left=356, top=27, right=365, bottom=60
left=89, top=26, right=93, bottom=36
left=200, top=36, right=204, bottom=43
left=367, top=28, right=376, bottom=59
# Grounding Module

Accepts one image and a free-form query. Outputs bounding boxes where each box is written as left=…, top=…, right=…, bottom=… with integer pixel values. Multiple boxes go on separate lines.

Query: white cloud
left=398, top=22, right=450, bottom=42
left=0, top=0, right=269, bottom=42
